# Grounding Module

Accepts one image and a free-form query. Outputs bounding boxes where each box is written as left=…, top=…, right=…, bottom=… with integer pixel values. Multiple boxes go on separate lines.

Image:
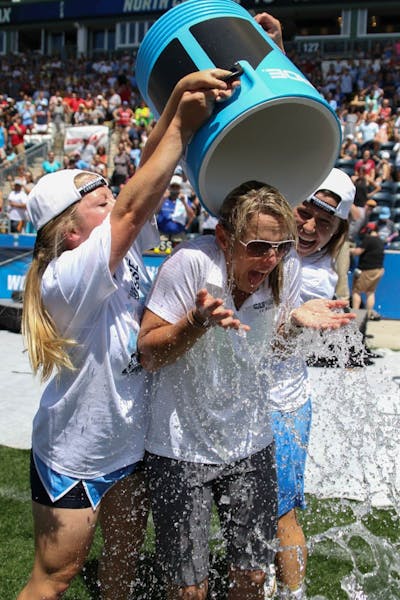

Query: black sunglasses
left=238, top=239, right=295, bottom=258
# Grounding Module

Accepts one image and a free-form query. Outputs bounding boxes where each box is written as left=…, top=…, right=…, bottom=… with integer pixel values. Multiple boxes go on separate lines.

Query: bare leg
left=228, top=568, right=267, bottom=599
left=365, top=291, right=376, bottom=317
left=98, top=471, right=149, bottom=600
left=275, top=509, right=307, bottom=591
left=352, top=291, right=362, bottom=310
left=167, top=580, right=208, bottom=600
left=17, top=502, right=98, bottom=600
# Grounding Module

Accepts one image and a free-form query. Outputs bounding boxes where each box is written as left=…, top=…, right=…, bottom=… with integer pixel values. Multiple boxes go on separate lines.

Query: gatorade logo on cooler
left=262, top=68, right=315, bottom=88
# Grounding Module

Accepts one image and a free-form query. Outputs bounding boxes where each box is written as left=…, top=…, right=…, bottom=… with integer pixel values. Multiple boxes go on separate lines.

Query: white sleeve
left=146, top=246, right=205, bottom=324
left=42, top=218, right=117, bottom=333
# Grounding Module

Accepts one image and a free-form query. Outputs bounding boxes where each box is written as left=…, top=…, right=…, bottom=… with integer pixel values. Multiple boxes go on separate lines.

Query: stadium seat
left=337, top=165, right=355, bottom=177
left=371, top=192, right=394, bottom=208
left=335, top=158, right=356, bottom=169
left=379, top=141, right=396, bottom=152
left=393, top=194, right=400, bottom=209
left=379, top=180, right=396, bottom=194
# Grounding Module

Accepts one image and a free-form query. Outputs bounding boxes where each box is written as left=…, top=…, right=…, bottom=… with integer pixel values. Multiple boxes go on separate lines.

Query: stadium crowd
left=1, top=41, right=400, bottom=242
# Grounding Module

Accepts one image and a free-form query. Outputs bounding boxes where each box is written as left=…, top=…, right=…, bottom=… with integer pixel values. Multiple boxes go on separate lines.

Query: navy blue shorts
left=30, top=451, right=141, bottom=510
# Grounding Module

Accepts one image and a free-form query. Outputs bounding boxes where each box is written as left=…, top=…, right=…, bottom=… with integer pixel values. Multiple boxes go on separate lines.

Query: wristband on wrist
left=186, top=308, right=210, bottom=329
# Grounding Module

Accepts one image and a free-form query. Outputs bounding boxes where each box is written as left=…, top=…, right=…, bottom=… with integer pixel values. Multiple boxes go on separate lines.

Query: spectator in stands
left=33, top=102, right=50, bottom=134
left=351, top=166, right=381, bottom=205
left=0, top=117, right=8, bottom=161
left=378, top=97, right=392, bottom=121
left=33, top=89, right=49, bottom=109
left=110, top=141, right=132, bottom=192
left=91, top=94, right=107, bottom=124
left=42, top=151, right=61, bottom=175
left=349, top=198, right=377, bottom=246
left=23, top=170, right=36, bottom=195
left=7, top=178, right=28, bottom=232
left=63, top=90, right=84, bottom=123
left=357, top=113, right=379, bottom=151
left=20, top=100, right=35, bottom=130
left=4, top=145, right=17, bottom=164
left=50, top=97, right=67, bottom=138
left=8, top=114, right=27, bottom=155
left=72, top=102, right=90, bottom=126
left=92, top=152, right=108, bottom=179
left=97, top=144, right=108, bottom=168
left=78, top=136, right=97, bottom=168
left=129, top=138, right=141, bottom=169
left=375, top=206, right=397, bottom=245
left=354, top=148, right=376, bottom=180
left=113, top=100, right=134, bottom=141
left=351, top=223, right=385, bottom=320
left=375, top=150, right=393, bottom=184
left=156, top=174, right=194, bottom=245
left=107, top=87, right=121, bottom=119
left=364, top=82, right=384, bottom=114
left=339, top=134, right=359, bottom=161
left=134, top=100, right=153, bottom=128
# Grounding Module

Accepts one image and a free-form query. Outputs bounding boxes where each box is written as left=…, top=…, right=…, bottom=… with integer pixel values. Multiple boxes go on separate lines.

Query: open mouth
left=298, top=237, right=316, bottom=250
left=248, top=270, right=267, bottom=288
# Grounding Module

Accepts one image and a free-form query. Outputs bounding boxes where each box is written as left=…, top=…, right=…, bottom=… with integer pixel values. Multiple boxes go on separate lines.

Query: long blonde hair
left=22, top=172, right=96, bottom=381
left=219, top=181, right=298, bottom=305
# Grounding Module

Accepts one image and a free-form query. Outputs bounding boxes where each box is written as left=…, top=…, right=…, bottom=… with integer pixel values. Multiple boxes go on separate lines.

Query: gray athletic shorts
left=145, top=444, right=277, bottom=587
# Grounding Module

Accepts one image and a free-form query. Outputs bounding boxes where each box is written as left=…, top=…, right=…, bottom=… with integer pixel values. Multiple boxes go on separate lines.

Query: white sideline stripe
left=0, top=485, right=30, bottom=502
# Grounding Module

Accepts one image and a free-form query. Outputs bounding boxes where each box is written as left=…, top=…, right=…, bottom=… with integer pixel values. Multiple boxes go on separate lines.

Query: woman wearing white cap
left=17, top=69, right=237, bottom=600
left=269, top=167, right=356, bottom=598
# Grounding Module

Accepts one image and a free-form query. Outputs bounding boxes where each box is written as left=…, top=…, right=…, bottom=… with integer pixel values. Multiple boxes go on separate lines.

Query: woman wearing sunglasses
left=269, top=167, right=356, bottom=599
left=138, top=180, right=354, bottom=600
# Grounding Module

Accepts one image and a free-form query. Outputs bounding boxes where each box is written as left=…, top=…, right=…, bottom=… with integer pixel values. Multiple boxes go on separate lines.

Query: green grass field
left=1, top=445, right=399, bottom=599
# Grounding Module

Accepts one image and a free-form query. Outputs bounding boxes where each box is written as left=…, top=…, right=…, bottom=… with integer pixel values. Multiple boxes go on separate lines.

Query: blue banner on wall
left=1, top=0, right=384, bottom=26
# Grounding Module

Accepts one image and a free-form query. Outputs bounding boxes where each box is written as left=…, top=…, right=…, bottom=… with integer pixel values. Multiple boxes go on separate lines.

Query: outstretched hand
left=193, top=288, right=250, bottom=331
left=290, top=299, right=357, bottom=330
left=254, top=12, right=284, bottom=53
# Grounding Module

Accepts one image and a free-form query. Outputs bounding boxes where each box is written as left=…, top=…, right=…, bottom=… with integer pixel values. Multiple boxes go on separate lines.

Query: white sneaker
left=264, top=564, right=277, bottom=598
left=275, top=583, right=306, bottom=599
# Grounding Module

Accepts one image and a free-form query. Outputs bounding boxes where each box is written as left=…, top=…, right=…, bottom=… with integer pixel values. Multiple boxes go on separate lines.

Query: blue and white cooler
left=136, top=0, right=341, bottom=215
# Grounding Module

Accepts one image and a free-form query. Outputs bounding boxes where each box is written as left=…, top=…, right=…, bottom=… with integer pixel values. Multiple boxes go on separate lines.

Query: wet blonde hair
left=22, top=172, right=98, bottom=381
left=219, top=181, right=298, bottom=305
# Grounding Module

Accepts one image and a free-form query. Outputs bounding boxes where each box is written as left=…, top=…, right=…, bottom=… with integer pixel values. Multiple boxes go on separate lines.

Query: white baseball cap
left=27, top=169, right=108, bottom=231
left=307, top=168, right=355, bottom=220
left=169, top=175, right=183, bottom=187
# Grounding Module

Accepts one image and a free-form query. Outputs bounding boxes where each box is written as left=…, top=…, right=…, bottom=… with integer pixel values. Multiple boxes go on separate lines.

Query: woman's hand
left=290, top=299, right=357, bottom=330
left=192, top=288, right=250, bottom=331
left=254, top=12, right=285, bottom=53
left=176, top=68, right=241, bottom=101
left=174, top=69, right=241, bottom=136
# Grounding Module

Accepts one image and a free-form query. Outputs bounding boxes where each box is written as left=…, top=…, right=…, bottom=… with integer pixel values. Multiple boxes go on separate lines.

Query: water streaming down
left=199, top=294, right=400, bottom=599
left=281, top=323, right=400, bottom=598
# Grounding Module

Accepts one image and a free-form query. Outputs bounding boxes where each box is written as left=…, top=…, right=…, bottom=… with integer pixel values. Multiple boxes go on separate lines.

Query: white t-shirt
left=145, top=236, right=301, bottom=464
left=269, top=251, right=338, bottom=413
left=7, top=189, right=28, bottom=222
left=300, top=252, right=338, bottom=303
left=32, top=217, right=159, bottom=479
